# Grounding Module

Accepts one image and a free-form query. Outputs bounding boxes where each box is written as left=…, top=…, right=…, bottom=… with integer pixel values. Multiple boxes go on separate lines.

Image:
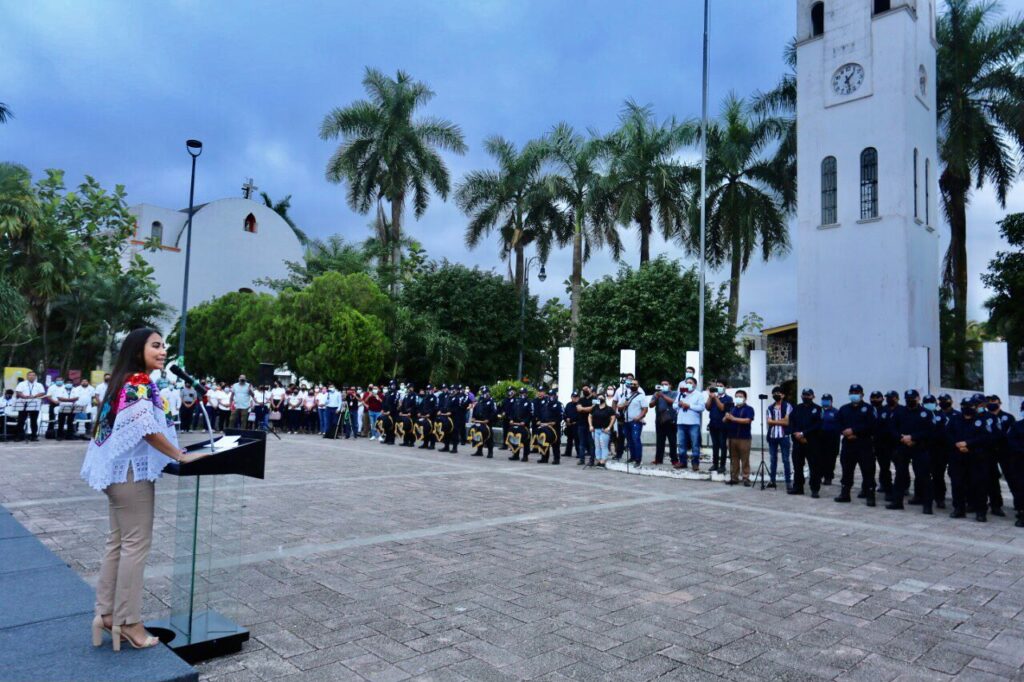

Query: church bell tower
left=796, top=0, right=941, bottom=397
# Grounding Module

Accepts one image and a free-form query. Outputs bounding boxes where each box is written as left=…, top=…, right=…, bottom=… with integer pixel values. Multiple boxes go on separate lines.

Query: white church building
left=126, top=196, right=304, bottom=334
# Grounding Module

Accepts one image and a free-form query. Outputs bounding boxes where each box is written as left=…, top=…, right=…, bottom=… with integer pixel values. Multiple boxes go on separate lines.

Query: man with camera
left=650, top=379, right=679, bottom=466
left=706, top=381, right=733, bottom=474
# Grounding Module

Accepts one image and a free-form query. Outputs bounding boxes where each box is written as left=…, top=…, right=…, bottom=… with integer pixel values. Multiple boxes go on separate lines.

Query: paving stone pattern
left=3, top=435, right=1024, bottom=681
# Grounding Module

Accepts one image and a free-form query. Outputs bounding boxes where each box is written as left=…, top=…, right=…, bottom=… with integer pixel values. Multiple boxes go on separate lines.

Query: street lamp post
left=517, top=257, right=547, bottom=381
left=698, top=0, right=710, bottom=385
left=177, top=139, right=203, bottom=365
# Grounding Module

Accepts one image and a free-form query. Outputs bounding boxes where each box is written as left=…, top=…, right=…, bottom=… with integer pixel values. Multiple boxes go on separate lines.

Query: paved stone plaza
left=3, top=435, right=1024, bottom=681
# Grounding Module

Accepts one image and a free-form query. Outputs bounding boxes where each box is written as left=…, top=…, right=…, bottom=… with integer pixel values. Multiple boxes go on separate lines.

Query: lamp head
left=538, top=265, right=547, bottom=282
left=186, top=139, right=203, bottom=157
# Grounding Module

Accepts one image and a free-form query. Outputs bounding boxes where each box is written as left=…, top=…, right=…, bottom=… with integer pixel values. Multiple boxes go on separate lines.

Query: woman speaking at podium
left=80, top=328, right=207, bottom=651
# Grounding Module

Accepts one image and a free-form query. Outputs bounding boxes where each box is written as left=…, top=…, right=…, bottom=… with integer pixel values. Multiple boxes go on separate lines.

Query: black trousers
left=820, top=432, right=840, bottom=482
left=401, top=417, right=416, bottom=445
left=57, top=411, right=75, bottom=439
left=1000, top=450, right=1024, bottom=512
left=654, top=420, right=678, bottom=463
left=875, top=439, right=894, bottom=492
left=709, top=426, right=728, bottom=470
left=563, top=422, right=579, bottom=460
left=614, top=413, right=626, bottom=456
left=500, top=416, right=510, bottom=448
left=792, top=436, right=819, bottom=492
left=16, top=410, right=39, bottom=440
left=180, top=405, right=194, bottom=431
left=988, top=451, right=1005, bottom=511
left=931, top=444, right=948, bottom=504
left=456, top=412, right=467, bottom=444
left=949, top=449, right=989, bottom=512
left=893, top=444, right=932, bottom=506
left=840, top=438, right=875, bottom=493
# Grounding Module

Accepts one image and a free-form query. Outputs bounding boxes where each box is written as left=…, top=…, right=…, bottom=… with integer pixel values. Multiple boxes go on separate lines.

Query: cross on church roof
left=242, top=177, right=258, bottom=199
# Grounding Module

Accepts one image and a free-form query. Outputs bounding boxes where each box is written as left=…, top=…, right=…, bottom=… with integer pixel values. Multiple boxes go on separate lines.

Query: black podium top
left=165, top=429, right=266, bottom=479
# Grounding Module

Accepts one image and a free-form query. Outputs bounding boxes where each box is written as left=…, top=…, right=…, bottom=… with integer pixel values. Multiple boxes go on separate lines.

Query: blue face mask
left=849, top=394, right=861, bottom=403
left=822, top=399, right=832, bottom=408
left=923, top=402, right=937, bottom=412
left=685, top=372, right=694, bottom=379
left=55, top=381, right=63, bottom=387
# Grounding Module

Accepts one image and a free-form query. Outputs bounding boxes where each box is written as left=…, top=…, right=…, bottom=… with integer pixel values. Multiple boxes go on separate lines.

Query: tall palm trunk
left=390, top=195, right=404, bottom=296
left=514, top=243, right=525, bottom=298
left=728, top=231, right=742, bottom=329
left=941, top=169, right=969, bottom=387
left=570, top=214, right=582, bottom=348
left=638, top=200, right=652, bottom=265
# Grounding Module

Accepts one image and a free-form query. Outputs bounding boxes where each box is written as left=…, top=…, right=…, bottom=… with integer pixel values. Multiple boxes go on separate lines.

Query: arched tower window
left=873, top=0, right=891, bottom=15
left=151, top=221, right=163, bottom=244
left=913, top=149, right=919, bottom=219
left=811, top=2, right=825, bottom=37
left=821, top=156, right=837, bottom=225
left=243, top=213, right=257, bottom=233
left=860, top=148, right=878, bottom=219
left=924, top=159, right=930, bottom=225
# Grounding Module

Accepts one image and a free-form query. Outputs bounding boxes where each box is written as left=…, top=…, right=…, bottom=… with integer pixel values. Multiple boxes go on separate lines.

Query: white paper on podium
left=196, top=435, right=241, bottom=452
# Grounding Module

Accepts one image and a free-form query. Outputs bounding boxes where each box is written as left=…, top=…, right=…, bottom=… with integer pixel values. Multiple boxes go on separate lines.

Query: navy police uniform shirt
left=535, top=397, right=562, bottom=424
left=838, top=401, right=875, bottom=442
left=894, top=404, right=934, bottom=449
left=821, top=405, right=841, bottom=434
left=472, top=397, right=497, bottom=423
left=789, top=401, right=822, bottom=439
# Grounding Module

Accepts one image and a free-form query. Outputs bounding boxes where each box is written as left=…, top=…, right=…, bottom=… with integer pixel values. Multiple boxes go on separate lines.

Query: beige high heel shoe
left=110, top=624, right=160, bottom=651
left=91, top=615, right=105, bottom=647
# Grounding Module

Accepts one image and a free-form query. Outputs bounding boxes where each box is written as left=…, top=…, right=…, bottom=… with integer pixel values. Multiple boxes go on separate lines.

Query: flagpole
left=698, top=0, right=709, bottom=385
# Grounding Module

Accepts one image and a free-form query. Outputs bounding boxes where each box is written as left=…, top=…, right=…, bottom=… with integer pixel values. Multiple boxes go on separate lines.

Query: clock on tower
left=795, top=0, right=941, bottom=397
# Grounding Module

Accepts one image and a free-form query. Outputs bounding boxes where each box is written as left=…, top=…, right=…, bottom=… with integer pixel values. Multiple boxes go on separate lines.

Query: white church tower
left=796, top=0, right=941, bottom=397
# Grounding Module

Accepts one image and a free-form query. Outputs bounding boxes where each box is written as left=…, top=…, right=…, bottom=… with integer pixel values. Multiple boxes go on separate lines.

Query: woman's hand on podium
left=177, top=449, right=209, bottom=464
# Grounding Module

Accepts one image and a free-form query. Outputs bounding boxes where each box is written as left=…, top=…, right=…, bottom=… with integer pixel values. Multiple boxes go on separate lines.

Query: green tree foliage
left=167, top=291, right=279, bottom=380
left=937, top=0, right=1024, bottom=386
left=274, top=272, right=389, bottom=384
left=320, top=68, right=467, bottom=294
left=983, top=213, right=1024, bottom=368
left=397, top=262, right=543, bottom=387
left=0, top=102, right=11, bottom=124
left=537, top=298, right=570, bottom=382
left=258, top=234, right=371, bottom=292
left=575, top=257, right=738, bottom=387
left=260, top=191, right=309, bottom=245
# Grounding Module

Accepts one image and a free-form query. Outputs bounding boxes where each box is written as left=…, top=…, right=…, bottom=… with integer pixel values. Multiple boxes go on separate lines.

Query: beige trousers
left=729, top=439, right=752, bottom=482
left=96, top=469, right=155, bottom=625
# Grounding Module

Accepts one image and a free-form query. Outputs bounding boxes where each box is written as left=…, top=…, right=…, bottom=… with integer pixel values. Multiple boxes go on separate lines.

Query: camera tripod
left=751, top=394, right=769, bottom=490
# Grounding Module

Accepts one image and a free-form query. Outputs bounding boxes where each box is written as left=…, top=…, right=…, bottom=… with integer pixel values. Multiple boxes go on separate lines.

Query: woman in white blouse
left=81, top=328, right=207, bottom=651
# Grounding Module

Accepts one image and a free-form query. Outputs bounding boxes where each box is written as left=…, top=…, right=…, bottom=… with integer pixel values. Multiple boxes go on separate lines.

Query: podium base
left=148, top=610, right=249, bottom=664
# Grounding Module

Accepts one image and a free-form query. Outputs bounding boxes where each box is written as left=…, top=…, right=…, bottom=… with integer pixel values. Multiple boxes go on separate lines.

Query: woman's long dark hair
left=100, top=327, right=161, bottom=419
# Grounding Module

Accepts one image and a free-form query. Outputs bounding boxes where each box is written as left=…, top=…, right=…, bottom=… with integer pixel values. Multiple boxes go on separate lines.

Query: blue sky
left=3, top=0, right=1023, bottom=328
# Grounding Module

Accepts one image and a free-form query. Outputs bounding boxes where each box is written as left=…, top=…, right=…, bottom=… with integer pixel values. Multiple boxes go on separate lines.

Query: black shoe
left=976, top=512, right=987, bottom=523
left=857, top=490, right=867, bottom=499
left=922, top=506, right=933, bottom=515
left=742, top=480, right=751, bottom=487
left=1015, top=513, right=1024, bottom=528
left=500, top=445, right=508, bottom=450
left=577, top=459, right=586, bottom=466
left=866, top=495, right=876, bottom=507
left=440, top=446, right=450, bottom=452
left=834, top=488, right=851, bottom=503
left=811, top=491, right=820, bottom=499
left=935, top=500, right=946, bottom=510
left=950, top=507, right=966, bottom=519
left=587, top=460, right=595, bottom=467
left=991, top=507, right=1006, bottom=517
left=537, top=456, right=549, bottom=464
left=907, top=497, right=921, bottom=506
left=787, top=489, right=804, bottom=496
left=472, top=450, right=483, bottom=457
left=508, top=454, right=519, bottom=461
left=521, top=456, right=529, bottom=463
left=452, top=449, right=459, bottom=454
left=551, top=459, right=560, bottom=465
left=767, top=482, right=777, bottom=489
left=885, top=502, right=904, bottom=510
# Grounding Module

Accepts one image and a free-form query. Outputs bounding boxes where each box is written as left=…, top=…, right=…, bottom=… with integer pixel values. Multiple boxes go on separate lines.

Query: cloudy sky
left=3, top=0, right=1023, bottom=328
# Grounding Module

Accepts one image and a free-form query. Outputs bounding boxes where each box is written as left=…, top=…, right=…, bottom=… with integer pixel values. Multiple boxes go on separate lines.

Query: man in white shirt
left=1, top=388, right=17, bottom=440
left=94, top=373, right=111, bottom=408
left=676, top=372, right=705, bottom=471
left=161, top=380, right=181, bottom=422
left=15, top=371, right=46, bottom=442
left=72, top=378, right=96, bottom=439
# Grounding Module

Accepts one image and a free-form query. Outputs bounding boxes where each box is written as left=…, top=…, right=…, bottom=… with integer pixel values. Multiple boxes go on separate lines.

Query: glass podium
left=148, top=429, right=266, bottom=663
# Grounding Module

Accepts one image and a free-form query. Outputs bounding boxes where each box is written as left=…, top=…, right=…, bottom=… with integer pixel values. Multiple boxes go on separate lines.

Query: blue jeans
left=626, top=421, right=643, bottom=463
left=768, top=437, right=792, bottom=484
left=677, top=424, right=701, bottom=465
left=369, top=410, right=381, bottom=438
left=594, top=429, right=611, bottom=461
left=576, top=422, right=594, bottom=461
left=325, top=407, right=339, bottom=436
left=318, top=407, right=328, bottom=433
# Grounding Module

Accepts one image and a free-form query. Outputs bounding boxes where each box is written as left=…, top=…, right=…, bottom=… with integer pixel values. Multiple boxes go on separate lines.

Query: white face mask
left=735, top=397, right=746, bottom=406
left=685, top=383, right=696, bottom=392
left=661, top=384, right=670, bottom=392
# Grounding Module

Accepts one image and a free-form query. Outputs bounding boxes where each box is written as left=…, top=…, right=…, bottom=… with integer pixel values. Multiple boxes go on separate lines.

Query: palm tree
left=0, top=102, right=11, bottom=124
left=320, top=68, right=467, bottom=295
left=600, top=100, right=692, bottom=265
left=260, top=191, right=309, bottom=245
left=683, top=94, right=791, bottom=328
left=541, top=123, right=621, bottom=346
left=455, top=136, right=564, bottom=294
left=750, top=40, right=797, bottom=211
left=937, top=0, right=1024, bottom=386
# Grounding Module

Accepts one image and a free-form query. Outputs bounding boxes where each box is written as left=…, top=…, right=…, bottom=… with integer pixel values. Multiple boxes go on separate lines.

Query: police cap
left=538, top=383, right=549, bottom=393
left=440, top=383, right=448, bottom=390
left=821, top=393, right=833, bottom=401
left=885, top=390, right=899, bottom=399
left=570, top=390, right=580, bottom=398
left=519, top=387, right=528, bottom=395
left=801, top=388, right=814, bottom=397
left=425, top=384, right=433, bottom=390
left=970, top=392, right=986, bottom=404
left=869, top=390, right=883, bottom=399
left=923, top=394, right=936, bottom=402
left=479, top=385, right=489, bottom=393
left=849, top=384, right=864, bottom=394
left=986, top=394, right=1000, bottom=403
left=938, top=393, right=952, bottom=401
left=960, top=397, right=973, bottom=408
left=507, top=388, right=515, bottom=396
left=904, top=389, right=920, bottom=399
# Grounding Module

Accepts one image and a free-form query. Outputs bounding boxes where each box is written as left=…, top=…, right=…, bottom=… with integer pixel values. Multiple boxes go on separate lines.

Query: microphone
left=170, top=365, right=207, bottom=396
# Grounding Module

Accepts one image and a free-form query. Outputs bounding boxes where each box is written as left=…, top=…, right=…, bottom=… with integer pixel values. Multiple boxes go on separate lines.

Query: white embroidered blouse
left=80, top=374, right=177, bottom=492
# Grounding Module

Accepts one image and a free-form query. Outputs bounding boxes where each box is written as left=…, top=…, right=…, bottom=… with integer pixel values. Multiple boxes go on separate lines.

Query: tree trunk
left=390, top=195, right=403, bottom=297
left=638, top=200, right=652, bottom=265
left=570, top=214, right=582, bottom=348
left=728, top=233, right=742, bottom=329
left=514, top=244, right=525, bottom=298
left=943, top=173, right=969, bottom=388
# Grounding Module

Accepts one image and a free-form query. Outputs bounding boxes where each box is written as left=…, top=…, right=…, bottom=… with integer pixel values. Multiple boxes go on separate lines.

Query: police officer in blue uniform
left=470, top=386, right=497, bottom=457
left=436, top=385, right=458, bottom=454
left=949, top=395, right=997, bottom=521
left=507, top=388, right=534, bottom=461
left=888, top=389, right=934, bottom=513
left=835, top=384, right=877, bottom=506
left=819, top=394, right=841, bottom=485
left=499, top=388, right=515, bottom=450
left=931, top=393, right=957, bottom=509
left=398, top=383, right=418, bottom=447
left=789, top=388, right=822, bottom=497
left=873, top=390, right=899, bottom=500
left=533, top=384, right=562, bottom=464
left=987, top=394, right=1016, bottom=518
left=451, top=385, right=467, bottom=446
left=381, top=380, right=399, bottom=445
left=563, top=391, right=581, bottom=463
left=417, top=384, right=438, bottom=449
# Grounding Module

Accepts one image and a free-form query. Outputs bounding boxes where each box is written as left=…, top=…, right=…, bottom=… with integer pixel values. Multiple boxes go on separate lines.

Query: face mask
left=849, top=394, right=861, bottom=403
left=886, top=398, right=898, bottom=406
left=923, top=402, right=936, bottom=412
left=822, top=399, right=832, bottom=407
left=661, top=385, right=670, bottom=392
left=240, top=380, right=247, bottom=384
left=939, top=401, right=952, bottom=410
left=685, top=383, right=696, bottom=392
left=772, top=394, right=782, bottom=401
left=606, top=389, right=615, bottom=397
left=907, top=400, right=919, bottom=408
left=55, top=381, right=63, bottom=387
left=735, top=397, right=746, bottom=406
left=685, top=372, right=694, bottom=379
left=962, top=405, right=975, bottom=416
left=802, top=397, right=813, bottom=404
left=988, top=403, right=999, bottom=412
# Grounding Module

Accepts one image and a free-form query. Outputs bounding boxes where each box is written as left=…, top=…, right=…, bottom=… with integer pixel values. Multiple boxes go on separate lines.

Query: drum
left=531, top=424, right=557, bottom=457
